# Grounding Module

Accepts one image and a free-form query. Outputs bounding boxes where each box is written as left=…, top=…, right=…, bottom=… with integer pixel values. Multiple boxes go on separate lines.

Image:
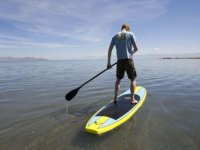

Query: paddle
left=65, top=62, right=117, bottom=101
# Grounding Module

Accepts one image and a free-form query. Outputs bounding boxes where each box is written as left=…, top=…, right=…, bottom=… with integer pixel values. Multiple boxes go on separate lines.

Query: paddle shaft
left=79, top=62, right=117, bottom=89
left=65, top=62, right=117, bottom=101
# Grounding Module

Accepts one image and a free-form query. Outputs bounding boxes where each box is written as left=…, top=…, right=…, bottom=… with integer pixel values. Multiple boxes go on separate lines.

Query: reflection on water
left=0, top=58, right=200, bottom=150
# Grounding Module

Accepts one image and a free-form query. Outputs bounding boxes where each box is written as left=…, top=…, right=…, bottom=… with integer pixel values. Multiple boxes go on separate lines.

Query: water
left=0, top=57, right=200, bottom=150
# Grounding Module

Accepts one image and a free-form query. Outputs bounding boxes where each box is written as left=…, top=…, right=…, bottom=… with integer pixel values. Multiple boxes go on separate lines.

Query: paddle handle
left=79, top=62, right=117, bottom=88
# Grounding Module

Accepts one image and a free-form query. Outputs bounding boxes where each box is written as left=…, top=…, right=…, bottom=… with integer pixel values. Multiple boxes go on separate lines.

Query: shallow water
left=0, top=57, right=200, bottom=150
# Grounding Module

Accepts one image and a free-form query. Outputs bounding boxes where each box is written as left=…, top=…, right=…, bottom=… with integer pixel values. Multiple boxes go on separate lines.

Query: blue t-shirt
left=110, top=31, right=137, bottom=60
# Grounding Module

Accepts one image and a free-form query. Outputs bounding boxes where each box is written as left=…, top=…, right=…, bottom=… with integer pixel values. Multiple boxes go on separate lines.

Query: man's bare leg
left=130, top=80, right=138, bottom=104
left=114, top=78, right=121, bottom=103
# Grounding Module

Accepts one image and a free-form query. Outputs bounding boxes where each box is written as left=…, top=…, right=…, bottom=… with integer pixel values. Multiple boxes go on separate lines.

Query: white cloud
left=0, top=0, right=172, bottom=59
left=154, top=47, right=161, bottom=51
left=0, top=35, right=84, bottom=49
left=0, top=0, right=170, bottom=42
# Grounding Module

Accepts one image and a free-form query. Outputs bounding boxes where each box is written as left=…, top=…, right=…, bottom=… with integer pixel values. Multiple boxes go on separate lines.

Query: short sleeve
left=110, top=37, right=115, bottom=48
left=130, top=32, right=137, bottom=45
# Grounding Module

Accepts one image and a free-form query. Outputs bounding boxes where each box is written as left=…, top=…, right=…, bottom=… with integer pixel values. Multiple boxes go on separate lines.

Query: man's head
left=121, top=24, right=130, bottom=31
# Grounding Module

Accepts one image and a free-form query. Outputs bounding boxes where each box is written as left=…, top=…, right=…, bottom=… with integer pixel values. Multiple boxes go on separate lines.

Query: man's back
left=111, top=30, right=137, bottom=60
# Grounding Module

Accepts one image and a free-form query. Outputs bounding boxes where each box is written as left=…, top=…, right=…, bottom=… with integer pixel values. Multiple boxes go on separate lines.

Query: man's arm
left=107, top=43, right=114, bottom=69
left=130, top=33, right=138, bottom=54
left=132, top=40, right=138, bottom=54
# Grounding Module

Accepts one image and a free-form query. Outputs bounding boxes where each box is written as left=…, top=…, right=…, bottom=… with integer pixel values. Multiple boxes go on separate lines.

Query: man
left=107, top=24, right=138, bottom=104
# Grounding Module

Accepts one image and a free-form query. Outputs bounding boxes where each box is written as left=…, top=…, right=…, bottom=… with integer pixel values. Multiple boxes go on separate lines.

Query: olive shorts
left=116, top=59, right=137, bottom=80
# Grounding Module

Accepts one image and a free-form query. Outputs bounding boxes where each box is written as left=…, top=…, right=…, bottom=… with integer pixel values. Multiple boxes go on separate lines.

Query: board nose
left=95, top=117, right=109, bottom=125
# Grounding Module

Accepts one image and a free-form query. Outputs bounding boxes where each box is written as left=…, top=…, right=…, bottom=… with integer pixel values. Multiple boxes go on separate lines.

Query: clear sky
left=0, top=0, right=200, bottom=59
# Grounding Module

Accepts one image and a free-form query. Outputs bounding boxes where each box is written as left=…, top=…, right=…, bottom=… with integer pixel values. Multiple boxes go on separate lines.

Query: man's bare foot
left=113, top=99, right=117, bottom=104
left=131, top=99, right=138, bottom=104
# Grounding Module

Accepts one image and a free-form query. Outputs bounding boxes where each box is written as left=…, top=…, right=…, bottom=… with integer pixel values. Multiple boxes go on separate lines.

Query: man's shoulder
left=112, top=31, right=136, bottom=39
left=112, top=32, right=120, bottom=39
left=126, top=31, right=135, bottom=36
left=127, top=31, right=137, bottom=41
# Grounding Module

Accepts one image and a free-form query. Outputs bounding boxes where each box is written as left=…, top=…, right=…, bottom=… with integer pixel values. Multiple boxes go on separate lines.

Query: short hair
left=121, top=24, right=130, bottom=31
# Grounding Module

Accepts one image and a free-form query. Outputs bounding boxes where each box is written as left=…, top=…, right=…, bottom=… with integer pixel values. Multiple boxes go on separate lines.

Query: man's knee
left=116, top=78, right=121, bottom=83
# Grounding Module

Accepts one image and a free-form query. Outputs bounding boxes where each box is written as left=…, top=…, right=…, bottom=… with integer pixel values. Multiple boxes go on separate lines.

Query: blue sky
left=0, top=0, right=200, bottom=59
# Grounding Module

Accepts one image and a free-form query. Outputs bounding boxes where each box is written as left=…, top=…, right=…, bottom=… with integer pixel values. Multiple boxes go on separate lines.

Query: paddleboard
left=85, top=86, right=147, bottom=135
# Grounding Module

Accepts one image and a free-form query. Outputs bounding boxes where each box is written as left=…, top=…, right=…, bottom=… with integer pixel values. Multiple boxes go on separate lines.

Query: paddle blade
left=65, top=88, right=80, bottom=101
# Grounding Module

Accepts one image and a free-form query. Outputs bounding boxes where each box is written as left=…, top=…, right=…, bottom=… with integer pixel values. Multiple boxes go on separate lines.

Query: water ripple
left=0, top=59, right=200, bottom=150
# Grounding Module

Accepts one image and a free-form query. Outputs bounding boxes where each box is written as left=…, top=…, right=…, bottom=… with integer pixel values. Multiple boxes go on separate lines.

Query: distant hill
left=158, top=53, right=200, bottom=59
left=162, top=57, right=200, bottom=59
left=0, top=57, right=48, bottom=61
left=134, top=53, right=200, bottom=59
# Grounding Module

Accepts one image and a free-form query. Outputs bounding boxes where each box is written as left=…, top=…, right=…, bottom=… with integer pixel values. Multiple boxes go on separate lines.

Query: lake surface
left=0, top=57, right=200, bottom=150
